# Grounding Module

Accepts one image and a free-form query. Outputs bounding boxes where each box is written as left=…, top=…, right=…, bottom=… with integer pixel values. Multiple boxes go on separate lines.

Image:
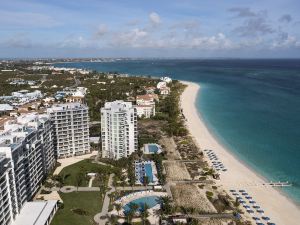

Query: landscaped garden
left=57, top=159, right=119, bottom=187
left=51, top=192, right=103, bottom=225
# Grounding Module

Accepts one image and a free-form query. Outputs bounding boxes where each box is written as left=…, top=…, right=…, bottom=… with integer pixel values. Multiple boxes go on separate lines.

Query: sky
left=0, top=0, right=300, bottom=58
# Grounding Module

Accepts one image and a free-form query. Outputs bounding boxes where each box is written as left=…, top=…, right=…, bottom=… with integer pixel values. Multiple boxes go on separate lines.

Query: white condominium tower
left=0, top=113, right=55, bottom=225
left=101, top=100, right=138, bottom=159
left=47, top=103, right=90, bottom=158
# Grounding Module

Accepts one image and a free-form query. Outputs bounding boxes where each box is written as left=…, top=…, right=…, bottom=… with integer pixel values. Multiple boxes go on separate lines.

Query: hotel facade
left=0, top=113, right=56, bottom=225
left=47, top=103, right=90, bottom=158
left=101, top=100, right=138, bottom=159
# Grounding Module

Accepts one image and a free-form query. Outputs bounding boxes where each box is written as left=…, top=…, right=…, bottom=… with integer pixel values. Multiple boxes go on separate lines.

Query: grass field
left=51, top=192, right=103, bottom=225
left=59, top=159, right=117, bottom=186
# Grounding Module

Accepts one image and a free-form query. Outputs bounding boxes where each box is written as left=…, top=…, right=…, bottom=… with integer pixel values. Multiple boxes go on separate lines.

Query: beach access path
left=180, top=81, right=300, bottom=225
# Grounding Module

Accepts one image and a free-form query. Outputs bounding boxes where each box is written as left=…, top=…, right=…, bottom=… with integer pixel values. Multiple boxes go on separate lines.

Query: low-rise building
left=136, top=94, right=159, bottom=106
left=159, top=87, right=170, bottom=95
left=0, top=104, right=14, bottom=116
left=12, top=200, right=58, bottom=225
left=135, top=105, right=155, bottom=118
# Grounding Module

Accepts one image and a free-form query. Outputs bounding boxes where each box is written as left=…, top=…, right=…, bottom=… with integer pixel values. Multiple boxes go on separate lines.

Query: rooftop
left=12, top=200, right=57, bottom=225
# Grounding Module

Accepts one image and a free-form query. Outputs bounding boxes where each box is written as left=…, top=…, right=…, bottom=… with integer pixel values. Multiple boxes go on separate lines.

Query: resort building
left=12, top=200, right=58, bottom=225
left=136, top=94, right=159, bottom=106
left=135, top=94, right=158, bottom=118
left=160, top=76, right=172, bottom=83
left=134, top=160, right=159, bottom=185
left=135, top=105, right=155, bottom=118
left=159, top=86, right=170, bottom=95
left=0, top=156, right=17, bottom=225
left=101, top=100, right=138, bottom=159
left=47, top=103, right=90, bottom=158
left=0, top=113, right=56, bottom=225
left=0, top=104, right=14, bottom=116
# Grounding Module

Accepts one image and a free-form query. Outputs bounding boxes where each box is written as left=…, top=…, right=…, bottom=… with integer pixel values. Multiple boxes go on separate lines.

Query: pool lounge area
left=134, top=160, right=159, bottom=185
left=143, top=143, right=162, bottom=154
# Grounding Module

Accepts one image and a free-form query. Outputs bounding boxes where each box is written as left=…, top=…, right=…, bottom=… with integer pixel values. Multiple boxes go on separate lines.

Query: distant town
left=1, top=59, right=255, bottom=225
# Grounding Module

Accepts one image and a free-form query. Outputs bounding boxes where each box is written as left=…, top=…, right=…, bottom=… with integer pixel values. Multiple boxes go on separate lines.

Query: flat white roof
left=13, top=200, right=57, bottom=225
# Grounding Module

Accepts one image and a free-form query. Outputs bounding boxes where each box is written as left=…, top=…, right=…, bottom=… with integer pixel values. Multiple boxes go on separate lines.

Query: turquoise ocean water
left=55, top=59, right=300, bottom=204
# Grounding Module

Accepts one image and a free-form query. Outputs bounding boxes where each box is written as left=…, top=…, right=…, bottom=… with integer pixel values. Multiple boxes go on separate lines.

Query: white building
left=156, top=81, right=167, bottom=89
left=101, top=101, right=138, bottom=159
left=12, top=200, right=58, bottom=225
left=0, top=104, right=14, bottom=116
left=160, top=76, right=172, bottom=83
left=159, top=86, right=170, bottom=95
left=0, top=156, right=17, bottom=225
left=47, top=103, right=90, bottom=158
left=136, top=94, right=158, bottom=106
left=135, top=94, right=158, bottom=118
left=135, top=105, right=155, bottom=118
left=0, top=113, right=56, bottom=225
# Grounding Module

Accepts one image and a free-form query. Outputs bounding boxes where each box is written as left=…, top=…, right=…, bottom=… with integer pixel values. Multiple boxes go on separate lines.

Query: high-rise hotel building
left=0, top=113, right=55, bottom=225
left=101, top=101, right=138, bottom=159
left=47, top=103, right=90, bottom=158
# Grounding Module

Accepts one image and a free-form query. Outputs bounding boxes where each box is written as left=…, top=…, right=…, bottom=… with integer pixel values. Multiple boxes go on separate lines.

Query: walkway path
left=88, top=177, right=95, bottom=187
left=49, top=186, right=100, bottom=193
left=53, top=151, right=98, bottom=175
left=115, top=186, right=152, bottom=191
left=94, top=174, right=115, bottom=225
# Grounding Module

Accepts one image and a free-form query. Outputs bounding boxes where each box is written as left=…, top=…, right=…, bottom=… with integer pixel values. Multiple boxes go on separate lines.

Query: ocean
left=55, top=59, right=300, bottom=204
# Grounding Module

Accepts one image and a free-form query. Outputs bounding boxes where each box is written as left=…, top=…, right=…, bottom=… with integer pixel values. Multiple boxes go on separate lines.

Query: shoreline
left=180, top=80, right=300, bottom=225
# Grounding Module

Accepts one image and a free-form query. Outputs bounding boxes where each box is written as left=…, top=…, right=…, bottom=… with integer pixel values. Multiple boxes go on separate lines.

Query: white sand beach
left=180, top=81, right=300, bottom=225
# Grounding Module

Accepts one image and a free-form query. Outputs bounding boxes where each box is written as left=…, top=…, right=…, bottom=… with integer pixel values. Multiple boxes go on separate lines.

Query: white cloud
left=110, top=28, right=148, bottom=47
left=93, top=24, right=108, bottom=39
left=271, top=33, right=300, bottom=49
left=149, top=12, right=161, bottom=25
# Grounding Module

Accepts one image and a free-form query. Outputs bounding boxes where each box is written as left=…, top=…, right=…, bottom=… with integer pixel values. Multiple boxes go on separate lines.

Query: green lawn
left=59, top=159, right=118, bottom=186
left=51, top=192, right=103, bottom=225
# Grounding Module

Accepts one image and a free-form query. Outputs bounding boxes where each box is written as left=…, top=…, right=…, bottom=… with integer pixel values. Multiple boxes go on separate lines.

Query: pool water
left=148, top=144, right=159, bottom=153
left=123, top=196, right=160, bottom=213
left=144, top=164, right=153, bottom=182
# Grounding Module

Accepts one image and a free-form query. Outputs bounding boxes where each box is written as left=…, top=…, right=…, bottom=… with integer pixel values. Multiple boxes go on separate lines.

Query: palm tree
left=115, top=203, right=122, bottom=216
left=128, top=202, right=139, bottom=215
left=125, top=210, right=135, bottom=223
left=140, top=203, right=149, bottom=225
left=159, top=196, right=172, bottom=214
left=108, top=214, right=118, bottom=225
left=75, top=172, right=84, bottom=191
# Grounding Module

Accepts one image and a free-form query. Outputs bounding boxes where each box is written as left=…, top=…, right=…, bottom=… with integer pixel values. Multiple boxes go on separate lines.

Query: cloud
left=279, top=14, right=292, bottom=23
left=189, top=33, right=236, bottom=50
left=271, top=32, right=300, bottom=49
left=110, top=28, right=148, bottom=47
left=59, top=35, right=91, bottom=48
left=230, top=9, right=274, bottom=37
left=149, top=12, right=161, bottom=25
left=228, top=7, right=257, bottom=18
left=93, top=24, right=108, bottom=38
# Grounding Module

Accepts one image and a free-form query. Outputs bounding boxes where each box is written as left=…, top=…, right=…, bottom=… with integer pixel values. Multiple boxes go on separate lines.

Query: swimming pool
left=123, top=196, right=160, bottom=213
left=144, top=164, right=153, bottom=182
left=148, top=144, right=159, bottom=153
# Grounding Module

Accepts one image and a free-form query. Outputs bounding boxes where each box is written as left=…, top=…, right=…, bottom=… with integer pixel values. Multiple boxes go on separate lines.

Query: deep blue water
left=55, top=59, right=300, bottom=204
